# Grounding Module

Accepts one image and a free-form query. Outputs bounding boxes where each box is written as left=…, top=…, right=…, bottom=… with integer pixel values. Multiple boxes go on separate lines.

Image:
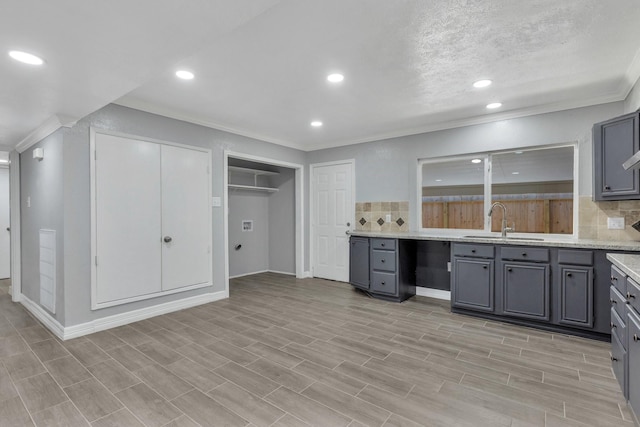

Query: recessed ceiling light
left=175, top=70, right=194, bottom=80
left=473, top=79, right=492, bottom=88
left=0, top=159, right=8, bottom=164
left=435, top=179, right=442, bottom=182
left=9, top=50, right=44, bottom=65
left=514, top=151, right=523, bottom=154
left=471, top=158, right=482, bottom=164
left=327, top=73, right=344, bottom=83
left=486, top=102, right=502, bottom=109
left=310, top=121, right=323, bottom=127
left=512, top=172, right=520, bottom=175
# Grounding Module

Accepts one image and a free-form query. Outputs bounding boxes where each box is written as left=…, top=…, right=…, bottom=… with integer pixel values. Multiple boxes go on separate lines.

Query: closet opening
left=224, top=152, right=304, bottom=289
left=0, top=151, right=10, bottom=295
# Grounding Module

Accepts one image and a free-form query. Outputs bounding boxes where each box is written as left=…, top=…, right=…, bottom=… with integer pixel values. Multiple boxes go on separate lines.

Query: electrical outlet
left=385, top=214, right=391, bottom=222
left=27, top=196, right=31, bottom=208
left=608, top=217, right=625, bottom=229
left=447, top=261, right=451, bottom=272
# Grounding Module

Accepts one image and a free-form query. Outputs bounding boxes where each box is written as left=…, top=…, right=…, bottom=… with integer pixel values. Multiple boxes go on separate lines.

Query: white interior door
left=313, top=161, right=353, bottom=282
left=95, top=134, right=162, bottom=304
left=161, top=145, right=211, bottom=291
left=0, top=168, right=9, bottom=279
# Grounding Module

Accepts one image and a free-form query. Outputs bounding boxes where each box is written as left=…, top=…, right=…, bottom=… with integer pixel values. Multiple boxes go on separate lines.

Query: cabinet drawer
left=628, top=277, right=640, bottom=313
left=611, top=265, right=627, bottom=295
left=501, top=247, right=549, bottom=262
left=612, top=331, right=628, bottom=399
left=371, top=238, right=396, bottom=251
left=453, top=243, right=494, bottom=258
left=371, top=272, right=397, bottom=295
left=557, top=250, right=593, bottom=266
left=371, top=250, right=396, bottom=272
left=611, top=285, right=626, bottom=320
left=611, top=306, right=627, bottom=349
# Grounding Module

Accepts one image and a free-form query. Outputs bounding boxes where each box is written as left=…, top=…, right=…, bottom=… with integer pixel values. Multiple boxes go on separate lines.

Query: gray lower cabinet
left=349, top=236, right=416, bottom=302
left=349, top=237, right=369, bottom=290
left=628, top=307, right=640, bottom=416
left=451, top=243, right=494, bottom=312
left=501, top=262, right=550, bottom=320
left=499, top=247, right=550, bottom=321
left=557, top=266, right=594, bottom=328
left=593, top=112, right=640, bottom=201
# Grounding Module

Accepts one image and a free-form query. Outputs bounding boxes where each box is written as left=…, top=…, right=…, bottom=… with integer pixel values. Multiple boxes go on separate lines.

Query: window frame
left=417, top=143, right=579, bottom=238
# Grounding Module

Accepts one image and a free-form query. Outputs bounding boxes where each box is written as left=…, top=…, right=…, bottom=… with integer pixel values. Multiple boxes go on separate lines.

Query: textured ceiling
left=2, top=0, right=640, bottom=151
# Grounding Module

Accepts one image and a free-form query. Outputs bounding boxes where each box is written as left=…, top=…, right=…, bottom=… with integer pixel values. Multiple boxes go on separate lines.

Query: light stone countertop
left=607, top=253, right=640, bottom=283
left=348, top=230, right=640, bottom=252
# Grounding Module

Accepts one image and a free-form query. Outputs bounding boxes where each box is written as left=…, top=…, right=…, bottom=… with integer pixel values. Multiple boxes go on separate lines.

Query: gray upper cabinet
left=593, top=112, right=640, bottom=201
left=349, top=237, right=369, bottom=290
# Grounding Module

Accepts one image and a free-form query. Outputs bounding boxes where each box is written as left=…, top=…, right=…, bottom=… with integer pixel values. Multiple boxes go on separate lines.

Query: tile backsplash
left=355, top=201, right=409, bottom=232
left=578, top=196, right=640, bottom=241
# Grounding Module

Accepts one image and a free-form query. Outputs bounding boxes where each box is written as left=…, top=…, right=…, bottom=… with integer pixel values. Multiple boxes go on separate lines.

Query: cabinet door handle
left=471, top=249, right=476, bottom=253
left=381, top=243, right=385, bottom=247
left=381, top=259, right=385, bottom=263
left=567, top=273, right=572, bottom=277
left=483, top=265, right=488, bottom=269
left=611, top=356, right=618, bottom=361
left=605, top=185, right=611, bottom=190
left=610, top=298, right=617, bottom=304
left=628, top=292, right=636, bottom=299
left=611, top=322, right=616, bottom=328
left=634, top=334, right=639, bottom=342
left=163, top=236, right=173, bottom=243
left=507, top=268, right=513, bottom=272
left=612, top=276, right=617, bottom=281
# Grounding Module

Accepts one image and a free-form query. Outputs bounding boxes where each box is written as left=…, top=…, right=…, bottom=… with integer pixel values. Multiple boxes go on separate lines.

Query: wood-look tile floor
left=0, top=273, right=633, bottom=426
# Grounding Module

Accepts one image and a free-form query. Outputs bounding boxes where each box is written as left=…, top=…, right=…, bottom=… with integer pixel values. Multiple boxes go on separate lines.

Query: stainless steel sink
left=463, top=235, right=545, bottom=242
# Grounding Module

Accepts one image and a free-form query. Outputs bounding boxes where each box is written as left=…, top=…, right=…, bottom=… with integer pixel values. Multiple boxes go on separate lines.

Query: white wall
left=624, top=75, right=640, bottom=113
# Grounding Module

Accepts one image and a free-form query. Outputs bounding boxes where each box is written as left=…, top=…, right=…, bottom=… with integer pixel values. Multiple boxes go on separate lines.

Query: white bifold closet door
left=94, top=132, right=210, bottom=307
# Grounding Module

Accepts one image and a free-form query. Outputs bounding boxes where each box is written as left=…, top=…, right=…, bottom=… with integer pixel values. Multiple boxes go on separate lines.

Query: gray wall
left=228, top=191, right=269, bottom=277
left=59, top=104, right=306, bottom=326
left=20, top=130, right=65, bottom=323
left=269, top=167, right=295, bottom=274
left=307, top=102, right=624, bottom=231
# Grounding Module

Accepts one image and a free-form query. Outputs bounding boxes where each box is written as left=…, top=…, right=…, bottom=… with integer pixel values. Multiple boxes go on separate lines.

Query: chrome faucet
left=488, top=202, right=513, bottom=238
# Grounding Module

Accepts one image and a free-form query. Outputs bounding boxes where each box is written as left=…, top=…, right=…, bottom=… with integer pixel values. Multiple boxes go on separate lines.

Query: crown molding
left=15, top=114, right=78, bottom=154
left=118, top=90, right=627, bottom=153
left=114, top=97, right=305, bottom=151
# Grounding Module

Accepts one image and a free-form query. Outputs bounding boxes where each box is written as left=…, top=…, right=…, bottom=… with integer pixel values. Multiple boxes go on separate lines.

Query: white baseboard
left=302, top=271, right=312, bottom=278
left=229, top=270, right=269, bottom=279
left=20, top=291, right=227, bottom=340
left=416, top=287, right=451, bottom=301
left=268, top=270, right=296, bottom=276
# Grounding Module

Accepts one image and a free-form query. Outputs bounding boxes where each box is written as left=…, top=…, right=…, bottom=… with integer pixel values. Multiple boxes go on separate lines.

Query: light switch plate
left=608, top=217, right=625, bottom=229
left=385, top=214, right=391, bottom=222
left=212, top=196, right=221, bottom=207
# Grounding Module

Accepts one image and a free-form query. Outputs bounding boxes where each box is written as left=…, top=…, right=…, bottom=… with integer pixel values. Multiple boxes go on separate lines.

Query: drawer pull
left=522, top=253, right=527, bottom=257
left=381, top=243, right=385, bottom=247
left=611, top=322, right=616, bottom=329
left=610, top=298, right=617, bottom=304
left=611, top=356, right=618, bottom=361
left=471, top=249, right=476, bottom=253
left=381, top=281, right=385, bottom=286
left=628, top=292, right=636, bottom=299
left=381, top=259, right=385, bottom=263
left=634, top=334, right=639, bottom=342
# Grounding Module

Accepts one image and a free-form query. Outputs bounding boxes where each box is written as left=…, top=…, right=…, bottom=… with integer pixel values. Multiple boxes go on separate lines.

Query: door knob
left=346, top=222, right=350, bottom=227
left=163, top=236, right=172, bottom=243
left=5, top=227, right=8, bottom=232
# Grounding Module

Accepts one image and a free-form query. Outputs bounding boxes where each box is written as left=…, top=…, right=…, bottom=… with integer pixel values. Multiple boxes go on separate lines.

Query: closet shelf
left=228, top=166, right=279, bottom=176
left=228, top=184, right=279, bottom=193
